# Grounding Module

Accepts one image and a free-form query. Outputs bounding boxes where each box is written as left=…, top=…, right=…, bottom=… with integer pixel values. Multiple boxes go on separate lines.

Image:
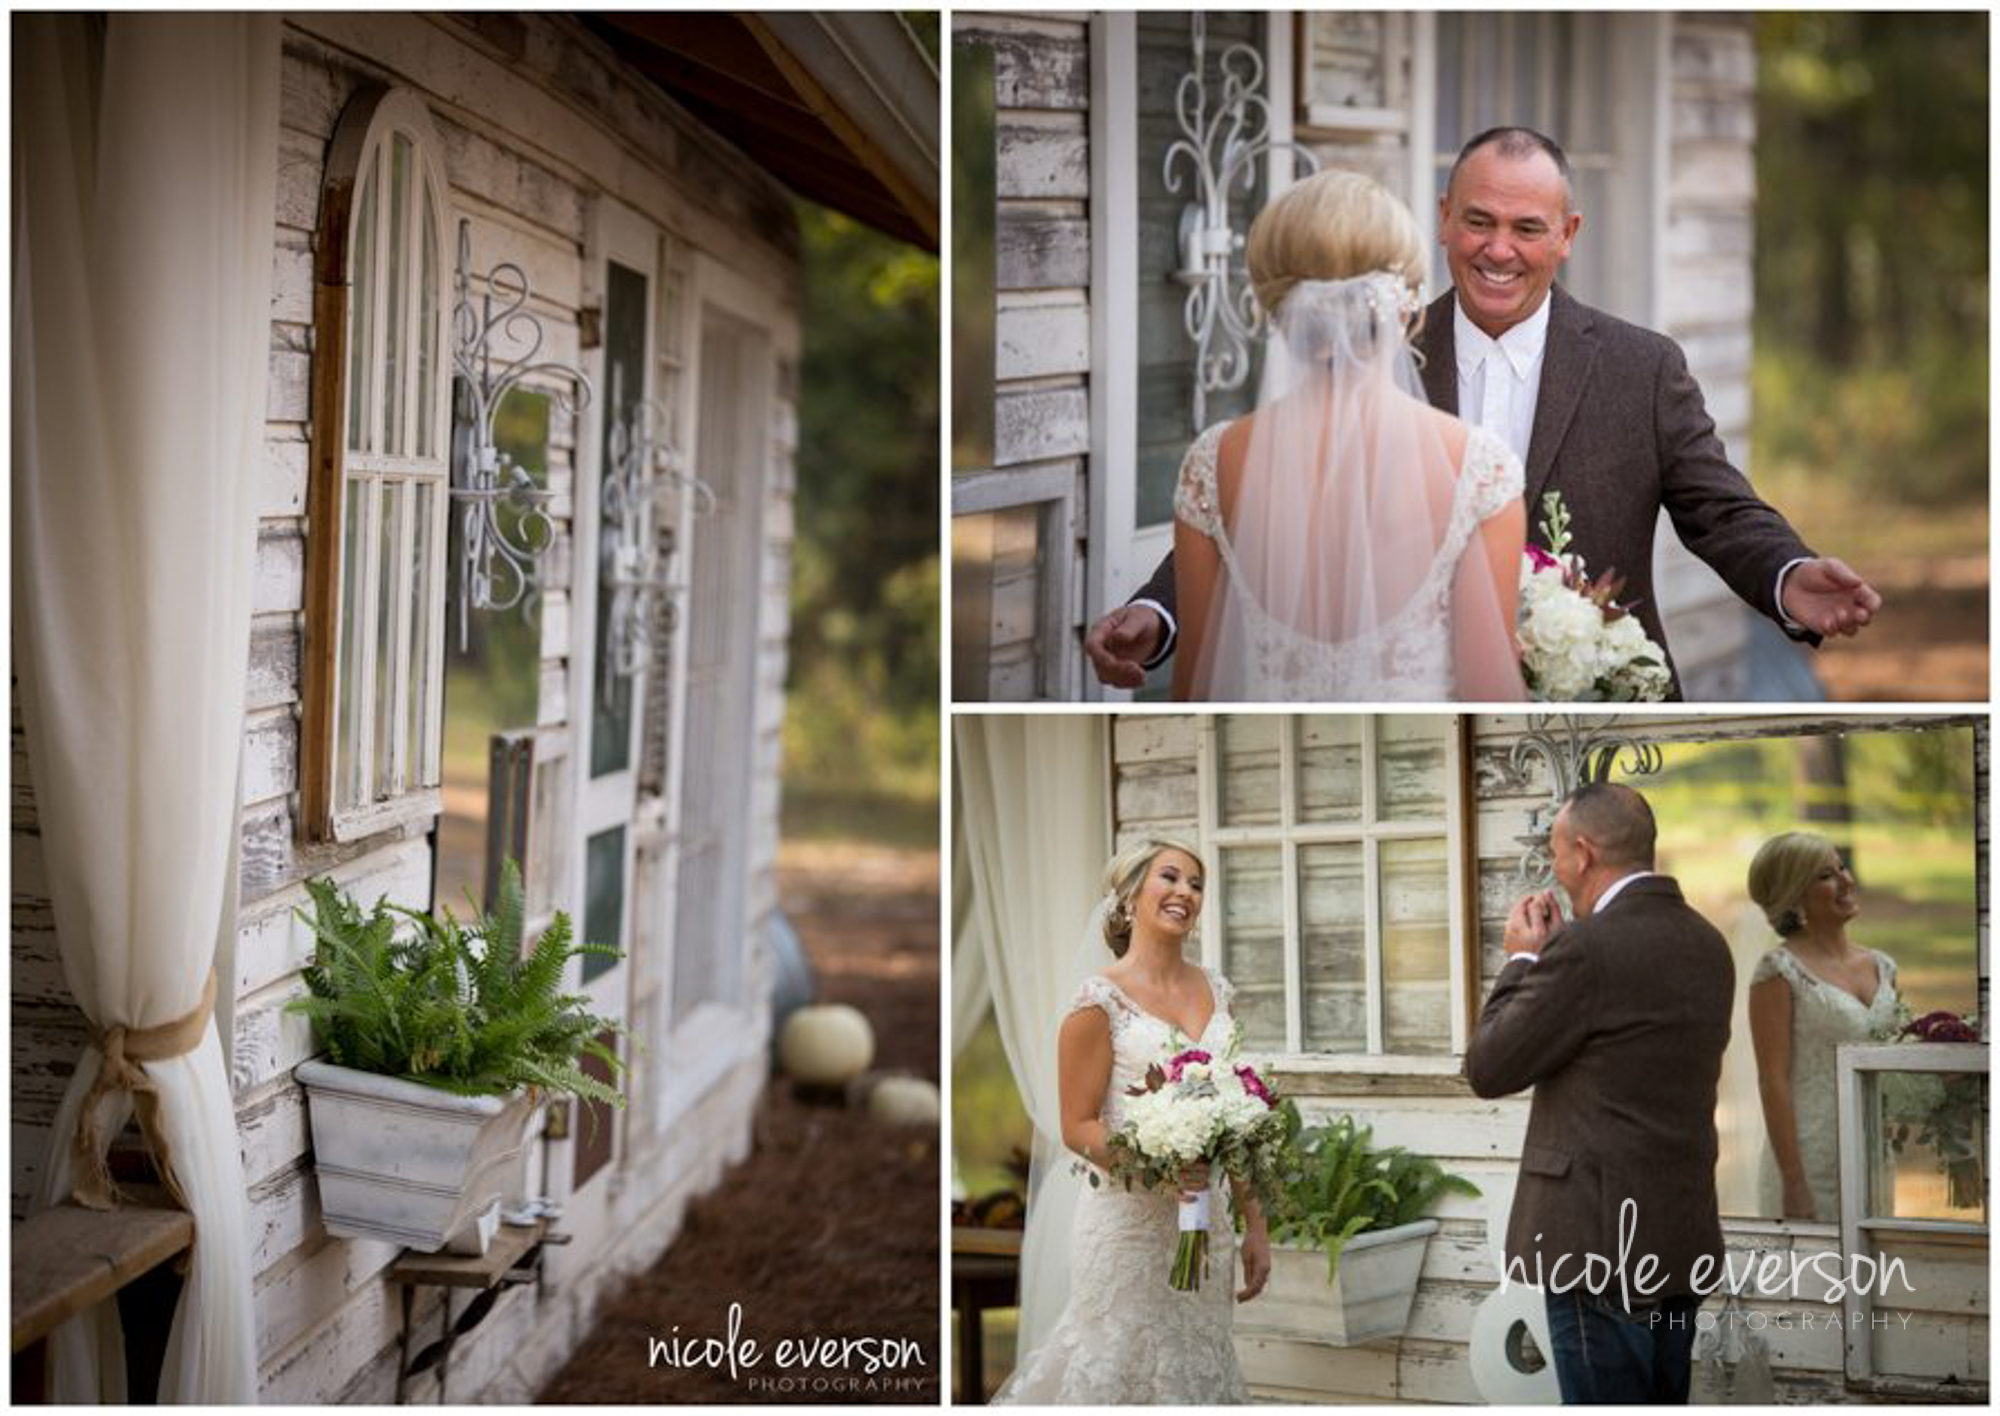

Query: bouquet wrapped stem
left=1172, top=1188, right=1210, bottom=1291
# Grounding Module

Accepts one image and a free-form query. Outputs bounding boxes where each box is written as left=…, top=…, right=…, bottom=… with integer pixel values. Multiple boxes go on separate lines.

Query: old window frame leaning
left=303, top=88, right=453, bottom=842
left=1194, top=715, right=1478, bottom=1069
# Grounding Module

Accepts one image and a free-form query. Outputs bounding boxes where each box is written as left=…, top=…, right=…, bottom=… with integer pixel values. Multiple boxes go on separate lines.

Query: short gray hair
left=1562, top=782, right=1655, bottom=870
left=1446, top=126, right=1576, bottom=214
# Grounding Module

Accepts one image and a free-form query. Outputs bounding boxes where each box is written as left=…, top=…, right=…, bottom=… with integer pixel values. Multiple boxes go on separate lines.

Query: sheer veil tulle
left=1185, top=273, right=1525, bottom=700
left=1008, top=896, right=1118, bottom=1369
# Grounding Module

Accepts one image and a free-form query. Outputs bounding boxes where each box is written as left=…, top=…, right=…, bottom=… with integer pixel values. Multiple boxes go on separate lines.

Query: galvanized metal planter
left=1239, top=1217, right=1439, bottom=1347
left=296, top=1059, right=538, bottom=1256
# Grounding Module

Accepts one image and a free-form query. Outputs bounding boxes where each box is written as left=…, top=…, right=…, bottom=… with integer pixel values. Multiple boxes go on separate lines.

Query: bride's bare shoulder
left=1416, top=400, right=1473, bottom=467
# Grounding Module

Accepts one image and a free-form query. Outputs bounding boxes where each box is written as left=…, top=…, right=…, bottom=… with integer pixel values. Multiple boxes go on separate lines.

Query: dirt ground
left=1813, top=555, right=1987, bottom=702
left=538, top=840, right=941, bottom=1404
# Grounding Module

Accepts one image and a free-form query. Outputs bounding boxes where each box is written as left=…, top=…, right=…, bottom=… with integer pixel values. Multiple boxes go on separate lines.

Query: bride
left=994, top=838, right=1269, bottom=1404
left=1173, top=171, right=1528, bottom=702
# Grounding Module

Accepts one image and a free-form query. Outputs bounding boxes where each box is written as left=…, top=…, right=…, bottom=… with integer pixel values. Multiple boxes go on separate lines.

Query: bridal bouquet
left=1517, top=491, right=1672, bottom=701
left=1096, top=1027, right=1290, bottom=1291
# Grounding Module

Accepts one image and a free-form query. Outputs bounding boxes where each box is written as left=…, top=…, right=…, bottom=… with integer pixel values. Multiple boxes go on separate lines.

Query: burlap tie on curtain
left=69, top=968, right=218, bottom=1212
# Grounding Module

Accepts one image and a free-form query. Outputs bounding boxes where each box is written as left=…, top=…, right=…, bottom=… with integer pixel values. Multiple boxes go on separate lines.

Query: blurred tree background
left=1753, top=13, right=1988, bottom=545
left=784, top=201, right=939, bottom=840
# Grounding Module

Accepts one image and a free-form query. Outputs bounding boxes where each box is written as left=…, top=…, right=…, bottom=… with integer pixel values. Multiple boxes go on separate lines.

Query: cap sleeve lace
left=1172, top=422, right=1231, bottom=540
left=1751, top=948, right=1797, bottom=989
left=1463, top=425, right=1525, bottom=523
left=1070, top=975, right=1126, bottom=1022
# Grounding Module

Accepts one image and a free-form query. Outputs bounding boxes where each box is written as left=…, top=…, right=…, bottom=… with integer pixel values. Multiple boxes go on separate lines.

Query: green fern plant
left=286, top=858, right=624, bottom=1107
left=1268, top=1115, right=1479, bottom=1283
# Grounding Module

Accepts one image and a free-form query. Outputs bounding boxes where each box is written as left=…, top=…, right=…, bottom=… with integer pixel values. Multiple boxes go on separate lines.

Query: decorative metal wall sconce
left=598, top=387, right=715, bottom=687
left=1163, top=14, right=1321, bottom=431
left=451, top=219, right=591, bottom=650
left=1511, top=715, right=1665, bottom=895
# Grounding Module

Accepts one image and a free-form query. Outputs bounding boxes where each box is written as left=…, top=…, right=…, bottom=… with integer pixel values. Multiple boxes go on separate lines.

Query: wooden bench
left=12, top=1191, right=194, bottom=1355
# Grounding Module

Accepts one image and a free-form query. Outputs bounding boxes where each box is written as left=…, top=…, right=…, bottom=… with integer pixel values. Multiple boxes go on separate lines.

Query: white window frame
left=1835, top=1041, right=1989, bottom=1392
left=1194, top=714, right=1473, bottom=1069
left=304, top=87, right=452, bottom=842
left=1417, top=12, right=1667, bottom=329
left=1087, top=11, right=1304, bottom=701
left=654, top=249, right=788, bottom=1133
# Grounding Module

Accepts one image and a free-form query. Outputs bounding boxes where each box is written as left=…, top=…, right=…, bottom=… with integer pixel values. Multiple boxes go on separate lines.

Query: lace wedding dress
left=1752, top=947, right=1900, bottom=1219
left=993, top=968, right=1249, bottom=1406
left=1174, top=419, right=1524, bottom=700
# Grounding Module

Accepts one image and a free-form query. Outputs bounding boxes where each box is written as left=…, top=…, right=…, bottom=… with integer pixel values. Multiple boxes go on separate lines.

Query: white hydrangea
left=1518, top=558, right=1669, bottom=702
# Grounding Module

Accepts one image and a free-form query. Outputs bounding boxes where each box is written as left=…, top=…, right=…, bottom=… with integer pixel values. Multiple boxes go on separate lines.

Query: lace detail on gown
left=1173, top=420, right=1524, bottom=699
left=993, top=967, right=1249, bottom=1406
left=1752, top=947, right=1899, bottom=1219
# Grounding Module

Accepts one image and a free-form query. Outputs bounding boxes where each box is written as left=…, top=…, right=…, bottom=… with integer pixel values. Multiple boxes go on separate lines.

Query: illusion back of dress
left=1176, top=416, right=1523, bottom=699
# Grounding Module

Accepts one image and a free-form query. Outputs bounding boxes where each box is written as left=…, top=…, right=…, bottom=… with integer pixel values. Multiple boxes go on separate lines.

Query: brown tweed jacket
left=1134, top=286, right=1819, bottom=694
left=1465, top=876, right=1735, bottom=1301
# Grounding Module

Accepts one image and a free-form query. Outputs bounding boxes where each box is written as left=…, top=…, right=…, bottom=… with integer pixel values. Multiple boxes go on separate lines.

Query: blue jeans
left=1543, top=1291, right=1701, bottom=1404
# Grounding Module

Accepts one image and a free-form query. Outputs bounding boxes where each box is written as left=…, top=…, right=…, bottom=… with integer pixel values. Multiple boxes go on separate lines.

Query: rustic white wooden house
left=12, top=12, right=935, bottom=1403
left=955, top=711, right=1988, bottom=1403
left=952, top=10, right=1770, bottom=701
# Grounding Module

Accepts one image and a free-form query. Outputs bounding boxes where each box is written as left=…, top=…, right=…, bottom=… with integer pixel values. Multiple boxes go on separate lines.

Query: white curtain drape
left=950, top=795, right=991, bottom=1057
left=952, top=716, right=1111, bottom=1360
left=13, top=12, right=278, bottom=1403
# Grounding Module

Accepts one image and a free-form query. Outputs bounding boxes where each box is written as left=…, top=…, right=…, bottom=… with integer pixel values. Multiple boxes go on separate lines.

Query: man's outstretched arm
left=1084, top=550, right=1177, bottom=688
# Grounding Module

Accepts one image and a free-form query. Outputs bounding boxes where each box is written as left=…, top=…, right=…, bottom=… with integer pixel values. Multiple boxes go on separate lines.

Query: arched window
left=304, top=88, right=452, bottom=840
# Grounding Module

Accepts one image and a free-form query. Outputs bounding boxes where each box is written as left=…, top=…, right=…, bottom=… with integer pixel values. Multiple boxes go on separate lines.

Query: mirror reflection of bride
left=1746, top=831, right=1901, bottom=1221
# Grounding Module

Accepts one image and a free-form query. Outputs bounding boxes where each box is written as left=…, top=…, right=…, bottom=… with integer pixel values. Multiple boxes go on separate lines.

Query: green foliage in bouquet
left=1269, top=1115, right=1480, bottom=1283
left=286, top=859, right=624, bottom=1107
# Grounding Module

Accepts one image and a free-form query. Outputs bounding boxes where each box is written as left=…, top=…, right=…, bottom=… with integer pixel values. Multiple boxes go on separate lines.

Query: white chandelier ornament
left=450, top=219, right=592, bottom=651
left=1163, top=14, right=1322, bottom=431
left=1510, top=714, right=1666, bottom=897
left=598, top=384, right=715, bottom=687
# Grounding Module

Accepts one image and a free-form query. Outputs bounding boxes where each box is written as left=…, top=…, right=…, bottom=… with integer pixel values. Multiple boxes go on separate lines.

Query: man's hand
left=1782, top=557, right=1882, bottom=638
left=1085, top=603, right=1166, bottom=689
left=1504, top=891, right=1561, bottom=957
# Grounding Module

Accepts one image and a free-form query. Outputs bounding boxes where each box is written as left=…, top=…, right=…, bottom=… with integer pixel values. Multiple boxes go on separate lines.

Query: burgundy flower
left=1235, top=1063, right=1276, bottom=1108
left=1525, top=543, right=1559, bottom=572
left=1902, top=1011, right=1979, bottom=1043
left=1165, top=1048, right=1212, bottom=1082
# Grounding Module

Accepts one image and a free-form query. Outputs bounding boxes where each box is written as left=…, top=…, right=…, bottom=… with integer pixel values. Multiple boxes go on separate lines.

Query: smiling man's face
left=1438, top=142, right=1581, bottom=339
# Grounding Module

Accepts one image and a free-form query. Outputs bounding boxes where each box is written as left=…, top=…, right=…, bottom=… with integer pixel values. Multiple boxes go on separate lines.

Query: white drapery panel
left=952, top=716, right=1111, bottom=1359
left=950, top=795, right=991, bottom=1057
left=13, top=12, right=278, bottom=1403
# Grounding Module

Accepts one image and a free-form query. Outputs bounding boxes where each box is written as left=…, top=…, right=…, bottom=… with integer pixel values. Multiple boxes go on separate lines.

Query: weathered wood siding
left=956, top=11, right=1091, bottom=699
left=1657, top=14, right=1760, bottom=700
left=1104, top=712, right=1986, bottom=1404
left=12, top=13, right=797, bottom=1403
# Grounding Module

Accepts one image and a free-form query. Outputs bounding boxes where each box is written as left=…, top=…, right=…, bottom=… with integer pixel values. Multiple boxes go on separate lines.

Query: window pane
left=1300, top=842, right=1366, bottom=1051
left=1217, top=715, right=1281, bottom=827
left=950, top=38, right=996, bottom=472
left=406, top=481, right=434, bottom=789
left=348, top=150, right=379, bottom=451
left=590, top=260, right=647, bottom=779
left=373, top=481, right=403, bottom=800
left=1382, top=836, right=1451, bottom=1054
left=582, top=825, right=626, bottom=983
left=1297, top=715, right=1362, bottom=823
left=438, top=389, right=548, bottom=916
left=1867, top=1069, right=1987, bottom=1224
left=420, top=184, right=438, bottom=458
left=336, top=482, right=369, bottom=811
left=386, top=133, right=409, bottom=456
left=1136, top=10, right=1265, bottom=527
left=1378, top=716, right=1450, bottom=822
left=1219, top=845, right=1284, bottom=1051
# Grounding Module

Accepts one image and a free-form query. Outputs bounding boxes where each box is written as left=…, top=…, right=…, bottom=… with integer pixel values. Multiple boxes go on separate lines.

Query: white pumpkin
left=778, top=1003, right=875, bottom=1085
left=867, top=1075, right=940, bottom=1128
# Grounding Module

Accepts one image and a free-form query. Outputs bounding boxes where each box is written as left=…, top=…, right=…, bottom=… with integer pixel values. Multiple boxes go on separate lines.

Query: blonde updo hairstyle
left=1246, top=170, right=1427, bottom=328
left=1748, top=831, right=1840, bottom=938
left=1100, top=836, right=1206, bottom=958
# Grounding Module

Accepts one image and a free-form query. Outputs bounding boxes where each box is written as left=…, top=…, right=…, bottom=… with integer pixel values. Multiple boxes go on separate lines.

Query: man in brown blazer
left=1086, top=127, right=1881, bottom=698
left=1466, top=782, right=1734, bottom=1404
